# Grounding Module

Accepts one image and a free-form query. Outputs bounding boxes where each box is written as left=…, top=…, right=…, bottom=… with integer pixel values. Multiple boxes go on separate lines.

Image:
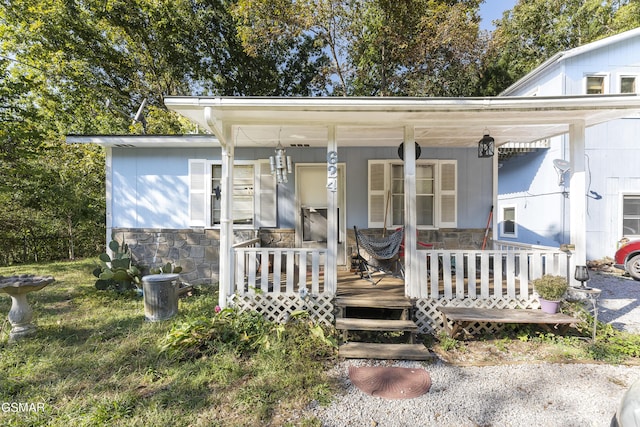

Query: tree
left=0, top=0, right=331, bottom=263
left=231, top=0, right=485, bottom=96
left=348, top=0, right=485, bottom=96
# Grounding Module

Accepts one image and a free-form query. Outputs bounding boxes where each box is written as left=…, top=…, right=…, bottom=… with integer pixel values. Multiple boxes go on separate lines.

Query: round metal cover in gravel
left=348, top=366, right=431, bottom=399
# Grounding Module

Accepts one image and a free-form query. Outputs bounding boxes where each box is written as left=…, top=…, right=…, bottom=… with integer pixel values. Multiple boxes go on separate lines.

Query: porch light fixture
left=478, top=130, right=494, bottom=158
left=270, top=142, right=292, bottom=184
left=574, top=265, right=591, bottom=289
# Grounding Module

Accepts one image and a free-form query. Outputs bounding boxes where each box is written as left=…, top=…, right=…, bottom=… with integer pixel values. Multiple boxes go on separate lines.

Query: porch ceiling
left=164, top=95, right=640, bottom=148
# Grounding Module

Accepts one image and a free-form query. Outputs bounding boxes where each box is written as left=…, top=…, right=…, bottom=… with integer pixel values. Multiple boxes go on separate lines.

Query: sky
left=479, top=0, right=519, bottom=31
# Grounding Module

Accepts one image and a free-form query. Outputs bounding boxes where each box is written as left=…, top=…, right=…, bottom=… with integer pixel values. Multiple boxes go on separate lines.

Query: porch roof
left=164, top=95, right=640, bottom=148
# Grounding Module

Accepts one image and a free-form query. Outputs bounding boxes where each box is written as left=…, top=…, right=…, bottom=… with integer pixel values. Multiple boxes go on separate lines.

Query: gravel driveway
left=305, top=272, right=640, bottom=427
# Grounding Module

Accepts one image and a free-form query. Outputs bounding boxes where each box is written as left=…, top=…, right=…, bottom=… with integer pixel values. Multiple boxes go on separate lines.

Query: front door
left=295, top=163, right=346, bottom=266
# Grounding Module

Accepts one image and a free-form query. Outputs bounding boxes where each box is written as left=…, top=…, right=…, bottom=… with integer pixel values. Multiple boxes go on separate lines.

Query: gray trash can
left=142, top=273, right=179, bottom=321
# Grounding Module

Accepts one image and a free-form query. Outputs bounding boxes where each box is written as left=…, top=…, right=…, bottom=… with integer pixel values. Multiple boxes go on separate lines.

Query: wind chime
left=270, top=130, right=293, bottom=184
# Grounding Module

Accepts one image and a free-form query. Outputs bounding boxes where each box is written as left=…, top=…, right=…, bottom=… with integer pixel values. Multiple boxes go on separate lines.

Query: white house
left=497, top=27, right=640, bottom=262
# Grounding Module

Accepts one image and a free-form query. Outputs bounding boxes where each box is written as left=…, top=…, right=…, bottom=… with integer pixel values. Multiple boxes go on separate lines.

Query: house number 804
left=327, top=151, right=338, bottom=192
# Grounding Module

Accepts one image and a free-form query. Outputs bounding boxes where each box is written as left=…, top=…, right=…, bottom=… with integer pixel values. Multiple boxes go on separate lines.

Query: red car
left=615, top=239, right=640, bottom=280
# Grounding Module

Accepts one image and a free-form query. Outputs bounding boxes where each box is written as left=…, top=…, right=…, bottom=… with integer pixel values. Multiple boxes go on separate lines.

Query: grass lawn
left=2, top=260, right=640, bottom=426
left=0, top=260, right=335, bottom=427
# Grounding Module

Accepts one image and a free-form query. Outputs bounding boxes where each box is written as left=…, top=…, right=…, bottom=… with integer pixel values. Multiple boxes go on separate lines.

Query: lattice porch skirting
left=229, top=293, right=538, bottom=336
left=415, top=297, right=539, bottom=336
left=229, top=293, right=335, bottom=326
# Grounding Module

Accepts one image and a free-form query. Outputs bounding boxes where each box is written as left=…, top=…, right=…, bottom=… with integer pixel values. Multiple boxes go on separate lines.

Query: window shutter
left=188, top=159, right=208, bottom=227
left=368, top=161, right=387, bottom=227
left=439, top=161, right=457, bottom=227
left=256, top=160, right=277, bottom=227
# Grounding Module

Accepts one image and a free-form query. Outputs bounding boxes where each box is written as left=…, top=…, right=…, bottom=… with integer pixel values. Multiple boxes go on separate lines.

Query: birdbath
left=0, top=274, right=54, bottom=341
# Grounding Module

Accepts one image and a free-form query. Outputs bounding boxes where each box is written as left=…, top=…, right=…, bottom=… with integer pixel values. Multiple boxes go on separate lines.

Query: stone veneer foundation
left=112, top=227, right=489, bottom=285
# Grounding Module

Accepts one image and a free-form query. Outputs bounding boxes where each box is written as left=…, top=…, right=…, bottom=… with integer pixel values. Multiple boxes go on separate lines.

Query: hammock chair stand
left=353, top=226, right=404, bottom=285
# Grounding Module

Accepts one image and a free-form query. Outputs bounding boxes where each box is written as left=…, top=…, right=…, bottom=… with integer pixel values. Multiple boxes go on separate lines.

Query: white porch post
left=219, top=124, right=235, bottom=308
left=569, top=121, right=587, bottom=286
left=403, top=126, right=419, bottom=298
left=326, top=126, right=338, bottom=294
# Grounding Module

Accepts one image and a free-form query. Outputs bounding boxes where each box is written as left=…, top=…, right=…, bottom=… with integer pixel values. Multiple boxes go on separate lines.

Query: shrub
left=532, top=274, right=568, bottom=301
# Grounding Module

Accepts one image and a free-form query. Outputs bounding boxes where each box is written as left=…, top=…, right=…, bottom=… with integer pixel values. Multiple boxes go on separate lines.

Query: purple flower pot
left=539, top=298, right=560, bottom=314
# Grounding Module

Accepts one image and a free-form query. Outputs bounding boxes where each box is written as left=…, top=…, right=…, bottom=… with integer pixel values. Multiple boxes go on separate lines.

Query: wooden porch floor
left=337, top=269, right=405, bottom=299
left=336, top=269, right=513, bottom=300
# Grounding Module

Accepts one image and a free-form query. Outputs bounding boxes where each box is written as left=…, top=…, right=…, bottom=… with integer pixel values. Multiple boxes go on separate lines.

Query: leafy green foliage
left=437, top=331, right=460, bottom=351
left=92, top=240, right=142, bottom=291
left=161, top=307, right=337, bottom=361
left=532, top=275, right=569, bottom=301
left=232, top=0, right=485, bottom=96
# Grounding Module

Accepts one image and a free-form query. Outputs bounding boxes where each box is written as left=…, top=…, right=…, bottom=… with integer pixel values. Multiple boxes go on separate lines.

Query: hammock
left=353, top=226, right=404, bottom=285
left=356, top=228, right=404, bottom=260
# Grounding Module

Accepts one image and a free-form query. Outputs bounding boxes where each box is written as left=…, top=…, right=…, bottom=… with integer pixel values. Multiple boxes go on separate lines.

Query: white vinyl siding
left=368, top=160, right=457, bottom=229
left=189, top=159, right=276, bottom=228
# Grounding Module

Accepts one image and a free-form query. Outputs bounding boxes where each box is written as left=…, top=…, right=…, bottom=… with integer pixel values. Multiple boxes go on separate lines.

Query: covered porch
left=165, top=95, right=640, bottom=334
left=230, top=238, right=569, bottom=334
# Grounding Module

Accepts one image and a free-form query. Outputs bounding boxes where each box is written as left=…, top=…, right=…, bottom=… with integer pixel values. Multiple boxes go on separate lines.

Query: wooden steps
left=339, top=342, right=433, bottom=361
left=335, top=294, right=432, bottom=361
left=335, top=296, right=413, bottom=309
left=336, top=318, right=418, bottom=333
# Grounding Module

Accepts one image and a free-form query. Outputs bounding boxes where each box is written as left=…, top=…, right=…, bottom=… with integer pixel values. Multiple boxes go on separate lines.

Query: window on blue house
left=211, top=164, right=254, bottom=225
left=501, top=206, right=517, bottom=238
left=621, top=76, right=637, bottom=94
left=368, top=160, right=456, bottom=229
left=188, top=159, right=276, bottom=228
left=586, top=75, right=606, bottom=94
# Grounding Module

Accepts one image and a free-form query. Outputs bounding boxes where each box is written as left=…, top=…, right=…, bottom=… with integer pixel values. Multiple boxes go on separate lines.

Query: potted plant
left=532, top=275, right=568, bottom=314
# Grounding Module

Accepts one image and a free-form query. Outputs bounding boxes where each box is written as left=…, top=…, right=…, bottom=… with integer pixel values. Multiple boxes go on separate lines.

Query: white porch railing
left=492, top=239, right=564, bottom=252
left=233, top=246, right=329, bottom=295
left=416, top=249, right=569, bottom=299
left=232, top=240, right=569, bottom=301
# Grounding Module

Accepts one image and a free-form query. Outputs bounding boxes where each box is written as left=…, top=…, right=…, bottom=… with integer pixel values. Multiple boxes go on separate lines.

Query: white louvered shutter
left=439, top=161, right=457, bottom=228
left=368, top=161, right=387, bottom=227
left=256, top=160, right=277, bottom=227
left=188, top=159, right=207, bottom=227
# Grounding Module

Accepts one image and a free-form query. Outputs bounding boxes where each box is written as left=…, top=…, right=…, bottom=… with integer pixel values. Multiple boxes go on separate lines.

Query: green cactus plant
left=150, top=262, right=183, bottom=275
left=93, top=239, right=142, bottom=292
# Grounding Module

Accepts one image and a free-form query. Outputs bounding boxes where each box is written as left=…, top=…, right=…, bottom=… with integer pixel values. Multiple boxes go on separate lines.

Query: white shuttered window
left=368, top=160, right=457, bottom=229
left=188, top=159, right=276, bottom=228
